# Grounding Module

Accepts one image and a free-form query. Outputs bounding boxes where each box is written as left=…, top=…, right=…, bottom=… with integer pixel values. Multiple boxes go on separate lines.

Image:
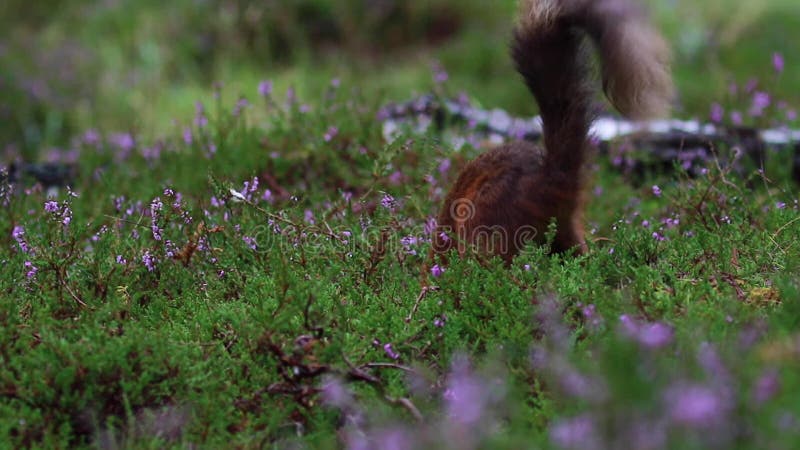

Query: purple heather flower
left=142, top=251, right=157, bottom=272
left=662, top=216, right=680, bottom=228
left=142, top=145, right=162, bottom=161
left=150, top=197, right=163, bottom=213
left=44, top=200, right=71, bottom=227
left=730, top=111, right=743, bottom=125
left=24, top=261, right=38, bottom=279
left=112, top=132, right=135, bottom=152
left=303, top=209, right=315, bottom=225
left=321, top=376, right=352, bottom=409
left=150, top=198, right=163, bottom=241
left=666, top=384, right=727, bottom=428
left=444, top=371, right=487, bottom=426
left=638, top=322, right=673, bottom=347
left=582, top=304, right=602, bottom=329
left=652, top=231, right=666, bottom=242
left=773, top=52, right=785, bottom=74
left=164, top=240, right=178, bottom=258
left=12, top=226, right=31, bottom=254
left=423, top=217, right=438, bottom=237
left=745, top=78, right=758, bottom=93
left=400, top=236, right=418, bottom=247
left=698, top=343, right=731, bottom=383
left=710, top=103, right=724, bottom=123
left=388, top=170, right=403, bottom=186
left=323, top=126, right=339, bottom=142
left=750, top=91, right=771, bottom=117
left=242, top=235, right=257, bottom=251
left=183, top=127, right=193, bottom=145
left=619, top=315, right=673, bottom=349
left=558, top=368, right=600, bottom=400
left=443, top=355, right=505, bottom=431
left=61, top=205, right=72, bottom=227
left=83, top=129, right=101, bottom=147
left=232, top=98, right=249, bottom=117
left=371, top=428, right=412, bottom=450
left=433, top=66, right=449, bottom=84
left=241, top=177, right=259, bottom=198
left=438, top=158, right=452, bottom=175
left=431, top=264, right=445, bottom=278
left=383, top=343, right=400, bottom=360
left=381, top=194, right=396, bottom=211
left=652, top=185, right=662, bottom=197
left=776, top=201, right=787, bottom=210
left=434, top=316, right=446, bottom=328
left=194, top=102, right=208, bottom=128
left=44, top=200, right=59, bottom=213
left=258, top=80, right=273, bottom=97
left=116, top=255, right=127, bottom=265
left=641, top=220, right=650, bottom=228
left=753, top=369, right=780, bottom=405
left=549, top=414, right=599, bottom=450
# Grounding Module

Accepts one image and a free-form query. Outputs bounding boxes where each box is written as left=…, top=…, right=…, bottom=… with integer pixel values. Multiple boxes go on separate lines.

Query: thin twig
left=406, top=286, right=438, bottom=323
left=773, top=216, right=800, bottom=238
left=359, top=362, right=421, bottom=375
left=63, top=281, right=88, bottom=308
left=385, top=396, right=423, bottom=422
left=341, top=353, right=424, bottom=421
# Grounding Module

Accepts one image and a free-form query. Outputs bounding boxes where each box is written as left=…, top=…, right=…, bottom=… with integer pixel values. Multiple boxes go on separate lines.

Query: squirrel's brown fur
left=433, top=0, right=673, bottom=262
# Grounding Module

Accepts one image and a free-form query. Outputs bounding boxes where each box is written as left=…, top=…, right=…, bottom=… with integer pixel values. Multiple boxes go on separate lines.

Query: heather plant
left=1, top=72, right=799, bottom=448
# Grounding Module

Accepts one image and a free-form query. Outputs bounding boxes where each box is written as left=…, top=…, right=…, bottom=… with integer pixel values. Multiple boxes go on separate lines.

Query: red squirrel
left=433, top=0, right=673, bottom=263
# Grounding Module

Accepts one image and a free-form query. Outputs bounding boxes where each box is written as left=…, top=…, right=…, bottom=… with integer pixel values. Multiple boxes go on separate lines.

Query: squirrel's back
left=434, top=0, right=673, bottom=261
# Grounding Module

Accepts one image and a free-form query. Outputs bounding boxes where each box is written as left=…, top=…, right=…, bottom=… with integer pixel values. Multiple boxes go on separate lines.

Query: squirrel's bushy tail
left=512, top=0, right=673, bottom=176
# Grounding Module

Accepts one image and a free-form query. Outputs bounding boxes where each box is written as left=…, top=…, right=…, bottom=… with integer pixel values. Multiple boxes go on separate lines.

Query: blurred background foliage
left=1, top=0, right=799, bottom=159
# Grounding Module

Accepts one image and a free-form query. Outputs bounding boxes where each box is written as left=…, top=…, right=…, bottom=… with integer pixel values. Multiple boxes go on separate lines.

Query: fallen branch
left=379, top=95, right=800, bottom=182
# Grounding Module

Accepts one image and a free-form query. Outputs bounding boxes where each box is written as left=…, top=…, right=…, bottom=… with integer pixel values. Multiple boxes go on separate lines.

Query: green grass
left=2, top=0, right=800, bottom=448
